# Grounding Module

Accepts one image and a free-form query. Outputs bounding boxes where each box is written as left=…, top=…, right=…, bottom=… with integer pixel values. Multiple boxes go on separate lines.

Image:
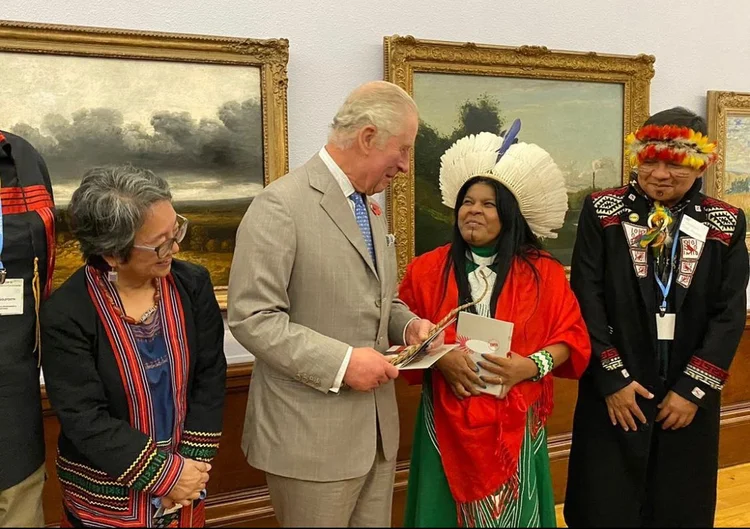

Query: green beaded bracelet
left=529, top=350, right=554, bottom=382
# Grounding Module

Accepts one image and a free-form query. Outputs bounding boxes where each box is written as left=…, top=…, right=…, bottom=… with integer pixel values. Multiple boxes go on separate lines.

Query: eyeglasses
left=133, top=214, right=189, bottom=259
left=639, top=162, right=694, bottom=179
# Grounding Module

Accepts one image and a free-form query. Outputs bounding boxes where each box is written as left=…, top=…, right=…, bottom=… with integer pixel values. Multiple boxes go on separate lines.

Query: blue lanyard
left=655, top=231, right=679, bottom=314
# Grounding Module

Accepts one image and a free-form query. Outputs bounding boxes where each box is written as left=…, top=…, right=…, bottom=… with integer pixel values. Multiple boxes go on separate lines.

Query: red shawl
left=399, top=245, right=590, bottom=513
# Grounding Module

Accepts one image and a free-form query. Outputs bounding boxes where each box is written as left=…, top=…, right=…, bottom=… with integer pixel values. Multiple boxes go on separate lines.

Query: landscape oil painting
left=3, top=52, right=262, bottom=289
left=383, top=35, right=654, bottom=277
left=717, top=115, right=750, bottom=210
left=706, top=90, right=750, bottom=246
left=0, top=21, right=290, bottom=305
left=412, top=73, right=624, bottom=265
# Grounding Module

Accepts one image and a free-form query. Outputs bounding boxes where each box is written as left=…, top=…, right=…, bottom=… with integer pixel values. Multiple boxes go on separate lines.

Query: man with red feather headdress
left=565, top=107, right=749, bottom=527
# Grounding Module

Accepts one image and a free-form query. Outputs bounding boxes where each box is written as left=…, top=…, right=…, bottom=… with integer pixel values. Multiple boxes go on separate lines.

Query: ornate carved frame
left=383, top=35, right=654, bottom=279
left=706, top=90, right=750, bottom=244
left=0, top=20, right=290, bottom=308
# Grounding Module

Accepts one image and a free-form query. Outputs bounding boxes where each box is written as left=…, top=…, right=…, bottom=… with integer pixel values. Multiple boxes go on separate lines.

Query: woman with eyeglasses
left=40, top=164, right=227, bottom=528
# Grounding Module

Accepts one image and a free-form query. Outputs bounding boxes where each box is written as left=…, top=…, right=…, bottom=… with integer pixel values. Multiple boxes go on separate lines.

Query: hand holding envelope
left=455, top=311, right=514, bottom=398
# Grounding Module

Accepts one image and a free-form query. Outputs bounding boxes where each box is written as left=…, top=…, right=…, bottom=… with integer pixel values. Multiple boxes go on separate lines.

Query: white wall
left=9, top=0, right=750, bottom=346
left=7, top=0, right=750, bottom=169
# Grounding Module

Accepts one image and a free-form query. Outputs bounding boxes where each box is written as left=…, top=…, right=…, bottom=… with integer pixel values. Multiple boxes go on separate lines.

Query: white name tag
left=656, top=313, right=676, bottom=340
left=680, top=215, right=708, bottom=242
left=0, top=278, right=24, bottom=316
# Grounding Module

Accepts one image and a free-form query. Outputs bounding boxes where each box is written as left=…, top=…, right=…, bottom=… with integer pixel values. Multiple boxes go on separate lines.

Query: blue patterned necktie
left=349, top=192, right=376, bottom=265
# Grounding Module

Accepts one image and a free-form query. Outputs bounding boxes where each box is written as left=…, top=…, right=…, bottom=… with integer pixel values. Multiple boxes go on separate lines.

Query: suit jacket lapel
left=368, top=198, right=385, bottom=286
left=308, top=156, right=379, bottom=278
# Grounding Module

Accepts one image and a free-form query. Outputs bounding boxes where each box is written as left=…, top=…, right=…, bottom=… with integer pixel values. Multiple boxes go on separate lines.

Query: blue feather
left=496, top=118, right=522, bottom=161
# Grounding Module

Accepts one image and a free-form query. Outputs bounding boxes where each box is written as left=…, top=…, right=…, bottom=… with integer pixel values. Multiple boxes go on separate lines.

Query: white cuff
left=330, top=346, right=353, bottom=393
left=403, top=317, right=420, bottom=345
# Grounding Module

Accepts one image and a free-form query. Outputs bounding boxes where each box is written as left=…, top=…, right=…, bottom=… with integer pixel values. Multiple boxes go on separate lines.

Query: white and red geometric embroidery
left=702, top=197, right=739, bottom=246
left=622, top=222, right=649, bottom=278
left=679, top=260, right=697, bottom=275
left=684, top=356, right=729, bottom=391
left=623, top=222, right=647, bottom=247
left=592, top=187, right=629, bottom=228
left=677, top=237, right=705, bottom=288
left=601, top=348, right=624, bottom=371
left=630, top=249, right=647, bottom=264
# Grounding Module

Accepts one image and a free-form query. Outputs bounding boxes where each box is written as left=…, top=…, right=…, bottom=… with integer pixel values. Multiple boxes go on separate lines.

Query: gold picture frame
left=0, top=20, right=290, bottom=309
left=706, top=91, right=750, bottom=245
left=383, top=35, right=654, bottom=278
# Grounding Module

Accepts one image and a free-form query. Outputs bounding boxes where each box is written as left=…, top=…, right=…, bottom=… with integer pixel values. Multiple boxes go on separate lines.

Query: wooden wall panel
left=39, top=320, right=750, bottom=527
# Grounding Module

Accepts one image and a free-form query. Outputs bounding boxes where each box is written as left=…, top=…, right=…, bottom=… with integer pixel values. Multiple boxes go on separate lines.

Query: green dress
left=403, top=372, right=558, bottom=528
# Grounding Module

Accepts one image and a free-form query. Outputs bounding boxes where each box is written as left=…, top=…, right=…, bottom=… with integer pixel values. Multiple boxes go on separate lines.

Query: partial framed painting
left=706, top=91, right=750, bottom=245
left=0, top=20, right=290, bottom=308
left=383, top=35, right=654, bottom=277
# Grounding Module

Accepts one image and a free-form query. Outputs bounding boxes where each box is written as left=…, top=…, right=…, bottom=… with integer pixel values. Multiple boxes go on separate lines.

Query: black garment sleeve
left=672, top=209, right=749, bottom=408
left=571, top=195, right=633, bottom=397
left=176, top=265, right=227, bottom=462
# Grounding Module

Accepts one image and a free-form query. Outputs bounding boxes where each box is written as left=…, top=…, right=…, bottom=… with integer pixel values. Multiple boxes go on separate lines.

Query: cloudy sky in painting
left=1, top=51, right=259, bottom=130
left=413, top=73, right=625, bottom=189
left=1, top=51, right=263, bottom=205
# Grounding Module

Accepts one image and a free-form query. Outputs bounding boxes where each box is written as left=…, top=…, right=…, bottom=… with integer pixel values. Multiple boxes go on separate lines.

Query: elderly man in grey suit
left=228, top=80, right=439, bottom=527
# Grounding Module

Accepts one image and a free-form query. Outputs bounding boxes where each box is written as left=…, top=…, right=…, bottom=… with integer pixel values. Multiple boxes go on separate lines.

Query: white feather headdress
left=438, top=129, right=568, bottom=239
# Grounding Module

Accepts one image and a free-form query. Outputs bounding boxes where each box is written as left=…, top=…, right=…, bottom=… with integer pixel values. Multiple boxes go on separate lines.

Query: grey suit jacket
left=228, top=154, right=416, bottom=482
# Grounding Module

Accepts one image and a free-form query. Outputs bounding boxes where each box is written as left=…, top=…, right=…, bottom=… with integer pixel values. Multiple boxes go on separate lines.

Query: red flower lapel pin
left=370, top=201, right=382, bottom=216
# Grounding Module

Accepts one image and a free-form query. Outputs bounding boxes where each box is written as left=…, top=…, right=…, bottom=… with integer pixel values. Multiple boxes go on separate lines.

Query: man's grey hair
left=328, top=80, right=418, bottom=149
left=69, top=164, right=172, bottom=261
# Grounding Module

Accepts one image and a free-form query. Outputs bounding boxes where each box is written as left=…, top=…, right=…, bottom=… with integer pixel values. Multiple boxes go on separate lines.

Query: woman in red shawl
left=400, top=126, right=591, bottom=527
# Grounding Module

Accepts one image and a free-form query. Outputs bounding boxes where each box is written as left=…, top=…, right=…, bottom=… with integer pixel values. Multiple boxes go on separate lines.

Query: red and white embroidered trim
left=685, top=357, right=728, bottom=391
left=601, top=348, right=624, bottom=371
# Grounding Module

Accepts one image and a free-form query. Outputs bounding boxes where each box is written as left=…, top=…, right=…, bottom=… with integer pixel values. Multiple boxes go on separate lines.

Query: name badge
left=0, top=278, right=24, bottom=316
left=656, top=313, right=676, bottom=341
left=680, top=215, right=708, bottom=242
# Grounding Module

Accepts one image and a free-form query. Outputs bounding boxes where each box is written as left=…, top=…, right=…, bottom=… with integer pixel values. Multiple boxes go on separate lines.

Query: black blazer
left=565, top=182, right=749, bottom=527
left=41, top=260, right=226, bottom=519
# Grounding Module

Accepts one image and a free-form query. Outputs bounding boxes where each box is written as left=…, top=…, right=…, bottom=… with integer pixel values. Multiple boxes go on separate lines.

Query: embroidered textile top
left=130, top=308, right=175, bottom=448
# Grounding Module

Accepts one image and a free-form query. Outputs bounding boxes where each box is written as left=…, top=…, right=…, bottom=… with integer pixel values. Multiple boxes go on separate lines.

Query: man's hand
left=435, top=348, right=483, bottom=400
left=167, top=459, right=210, bottom=506
left=655, top=390, right=698, bottom=430
left=344, top=347, right=399, bottom=391
left=405, top=318, right=444, bottom=352
left=605, top=381, right=654, bottom=432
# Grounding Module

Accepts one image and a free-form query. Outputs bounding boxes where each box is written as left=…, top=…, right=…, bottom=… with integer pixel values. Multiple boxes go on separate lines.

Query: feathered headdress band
left=438, top=120, right=568, bottom=239
left=625, top=124, right=717, bottom=171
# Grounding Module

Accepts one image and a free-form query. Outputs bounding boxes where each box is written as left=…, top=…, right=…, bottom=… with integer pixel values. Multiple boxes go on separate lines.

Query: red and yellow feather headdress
left=625, top=124, right=717, bottom=171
